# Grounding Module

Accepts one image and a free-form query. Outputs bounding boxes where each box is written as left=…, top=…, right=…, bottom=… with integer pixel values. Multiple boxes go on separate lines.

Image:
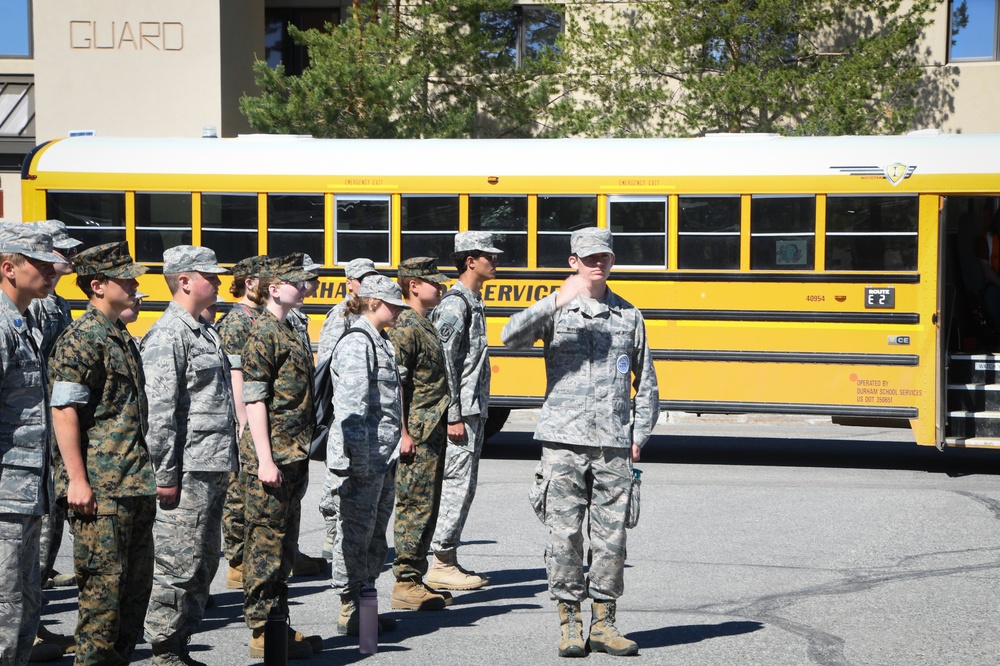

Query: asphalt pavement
left=38, top=411, right=1000, bottom=665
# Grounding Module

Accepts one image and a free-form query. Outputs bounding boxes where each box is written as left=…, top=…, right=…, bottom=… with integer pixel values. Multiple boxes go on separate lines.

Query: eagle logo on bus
left=831, top=164, right=916, bottom=186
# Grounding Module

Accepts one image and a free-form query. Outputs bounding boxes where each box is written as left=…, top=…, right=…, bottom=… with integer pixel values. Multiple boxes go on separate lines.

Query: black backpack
left=309, top=328, right=377, bottom=461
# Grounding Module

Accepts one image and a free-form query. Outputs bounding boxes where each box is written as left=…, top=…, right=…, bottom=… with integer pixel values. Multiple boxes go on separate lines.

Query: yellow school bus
left=19, top=132, right=1000, bottom=448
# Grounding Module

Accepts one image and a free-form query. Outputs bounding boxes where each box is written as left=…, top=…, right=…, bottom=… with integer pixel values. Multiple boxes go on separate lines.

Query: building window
left=400, top=195, right=459, bottom=269
left=135, top=193, right=192, bottom=263
left=46, top=191, right=126, bottom=248
left=335, top=195, right=390, bottom=265
left=202, top=194, right=258, bottom=264
left=537, top=195, right=597, bottom=267
left=0, top=0, right=31, bottom=58
left=606, top=197, right=667, bottom=268
left=265, top=8, right=340, bottom=76
left=949, top=0, right=998, bottom=61
left=750, top=195, right=816, bottom=270
left=678, top=196, right=741, bottom=270
left=826, top=195, right=918, bottom=271
left=268, top=194, right=324, bottom=257
left=469, top=195, right=528, bottom=267
left=480, top=5, right=562, bottom=68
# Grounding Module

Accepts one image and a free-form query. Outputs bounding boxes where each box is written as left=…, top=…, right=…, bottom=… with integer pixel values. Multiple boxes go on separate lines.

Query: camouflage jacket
left=387, top=307, right=448, bottom=444
left=288, top=307, right=314, bottom=363
left=49, top=304, right=155, bottom=502
left=316, top=298, right=354, bottom=369
left=429, top=280, right=490, bottom=422
left=0, top=292, right=53, bottom=514
left=239, top=307, right=315, bottom=472
left=327, top=316, right=401, bottom=476
left=216, top=302, right=260, bottom=370
left=501, top=290, right=659, bottom=449
left=28, top=293, right=73, bottom=362
left=140, top=300, right=237, bottom=487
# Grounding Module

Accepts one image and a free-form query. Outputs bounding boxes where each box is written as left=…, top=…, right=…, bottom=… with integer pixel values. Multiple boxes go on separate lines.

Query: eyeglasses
left=476, top=253, right=499, bottom=264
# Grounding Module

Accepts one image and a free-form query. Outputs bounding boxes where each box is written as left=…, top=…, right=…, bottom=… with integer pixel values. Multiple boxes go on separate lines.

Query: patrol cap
left=73, top=241, right=148, bottom=278
left=259, top=254, right=317, bottom=282
left=570, top=227, right=615, bottom=258
left=0, top=223, right=67, bottom=264
left=28, top=220, right=83, bottom=252
left=162, top=245, right=229, bottom=274
left=344, top=258, right=378, bottom=281
left=454, top=231, right=503, bottom=254
left=358, top=274, right=410, bottom=309
left=398, top=256, right=450, bottom=283
left=232, top=255, right=267, bottom=278
left=301, top=254, right=323, bottom=273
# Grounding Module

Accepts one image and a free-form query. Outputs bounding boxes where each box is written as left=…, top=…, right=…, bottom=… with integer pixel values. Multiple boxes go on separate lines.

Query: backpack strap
left=439, top=289, right=473, bottom=332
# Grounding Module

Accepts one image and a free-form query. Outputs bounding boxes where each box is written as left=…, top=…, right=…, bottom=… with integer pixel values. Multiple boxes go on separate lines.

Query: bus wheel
left=484, top=408, right=511, bottom=441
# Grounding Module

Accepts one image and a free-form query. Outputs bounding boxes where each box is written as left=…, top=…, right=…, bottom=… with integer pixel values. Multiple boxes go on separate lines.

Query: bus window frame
left=605, top=194, right=669, bottom=269
left=333, top=193, right=392, bottom=266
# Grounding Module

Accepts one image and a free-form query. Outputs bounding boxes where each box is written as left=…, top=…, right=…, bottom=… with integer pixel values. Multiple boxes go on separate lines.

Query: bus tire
left=484, top=408, right=511, bottom=441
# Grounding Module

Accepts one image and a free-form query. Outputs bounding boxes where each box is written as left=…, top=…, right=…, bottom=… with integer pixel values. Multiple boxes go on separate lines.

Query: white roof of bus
left=30, top=133, right=1000, bottom=177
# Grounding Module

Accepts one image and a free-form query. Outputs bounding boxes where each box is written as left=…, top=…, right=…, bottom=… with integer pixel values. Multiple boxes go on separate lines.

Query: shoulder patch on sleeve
left=437, top=322, right=456, bottom=343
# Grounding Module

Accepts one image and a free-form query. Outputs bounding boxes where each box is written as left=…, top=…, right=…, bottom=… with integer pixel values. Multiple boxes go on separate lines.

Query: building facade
left=1, top=0, right=998, bottom=223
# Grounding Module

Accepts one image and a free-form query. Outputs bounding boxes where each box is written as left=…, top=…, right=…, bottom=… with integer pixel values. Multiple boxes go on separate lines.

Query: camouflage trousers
left=532, top=443, right=631, bottom=602
left=222, top=468, right=247, bottom=567
left=431, top=415, right=486, bottom=555
left=0, top=514, right=42, bottom=666
left=329, top=463, right=396, bottom=596
left=144, top=471, right=228, bottom=646
left=38, top=502, right=66, bottom=582
left=242, top=460, right=307, bottom=630
left=70, top=495, right=156, bottom=666
left=392, top=424, right=445, bottom=581
left=318, top=468, right=338, bottom=548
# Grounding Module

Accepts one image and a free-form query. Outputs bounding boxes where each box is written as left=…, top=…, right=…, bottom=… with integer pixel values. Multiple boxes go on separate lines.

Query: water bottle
left=359, top=586, right=378, bottom=654
left=264, top=607, right=287, bottom=665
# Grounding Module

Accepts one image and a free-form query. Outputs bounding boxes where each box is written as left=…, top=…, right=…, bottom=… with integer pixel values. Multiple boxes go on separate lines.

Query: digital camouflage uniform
left=28, top=293, right=72, bottom=586
left=240, top=306, right=315, bottom=630
left=216, top=302, right=260, bottom=571
left=141, top=289, right=237, bottom=649
left=387, top=300, right=449, bottom=583
left=501, top=288, right=659, bottom=603
left=50, top=296, right=157, bottom=666
left=428, top=279, right=491, bottom=555
left=327, top=314, right=402, bottom=598
left=0, top=287, right=54, bottom=666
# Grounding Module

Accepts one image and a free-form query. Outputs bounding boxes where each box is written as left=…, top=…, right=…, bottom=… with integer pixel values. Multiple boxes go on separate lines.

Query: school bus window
left=135, top=192, right=192, bottom=263
left=678, top=195, right=741, bottom=270
left=268, top=194, right=324, bottom=257
left=45, top=191, right=127, bottom=249
left=335, top=196, right=390, bottom=264
left=826, top=195, right=918, bottom=271
left=400, top=195, right=459, bottom=268
left=201, top=194, right=258, bottom=264
left=537, top=195, right=597, bottom=268
left=607, top=196, right=667, bottom=267
left=469, top=195, right=527, bottom=267
left=750, top=195, right=816, bottom=270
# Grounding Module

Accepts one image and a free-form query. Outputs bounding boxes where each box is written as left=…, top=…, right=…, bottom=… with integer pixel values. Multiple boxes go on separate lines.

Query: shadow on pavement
left=629, top=620, right=764, bottom=649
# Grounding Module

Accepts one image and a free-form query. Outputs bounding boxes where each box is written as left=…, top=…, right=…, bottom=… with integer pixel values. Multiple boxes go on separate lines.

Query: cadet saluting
left=501, top=227, right=659, bottom=658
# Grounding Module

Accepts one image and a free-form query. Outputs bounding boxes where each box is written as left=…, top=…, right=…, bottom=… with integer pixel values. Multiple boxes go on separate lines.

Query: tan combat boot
left=225, top=562, right=242, bottom=590
left=337, top=594, right=359, bottom=636
left=557, top=600, right=586, bottom=658
left=391, top=579, right=447, bottom=611
left=588, top=600, right=638, bottom=656
left=426, top=550, right=489, bottom=591
left=249, top=627, right=313, bottom=660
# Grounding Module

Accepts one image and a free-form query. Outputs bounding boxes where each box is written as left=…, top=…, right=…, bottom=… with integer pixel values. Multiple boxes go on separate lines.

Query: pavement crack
left=953, top=490, right=1000, bottom=522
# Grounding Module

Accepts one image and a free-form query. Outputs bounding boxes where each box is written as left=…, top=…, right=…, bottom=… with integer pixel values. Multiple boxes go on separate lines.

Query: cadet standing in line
left=0, top=224, right=60, bottom=666
left=240, top=255, right=321, bottom=660
left=327, top=275, right=408, bottom=634
left=501, top=228, right=659, bottom=658
left=215, top=254, right=266, bottom=592
left=24, top=221, right=80, bottom=661
left=140, top=246, right=237, bottom=665
left=426, top=232, right=502, bottom=591
left=387, top=257, right=452, bottom=611
left=315, top=257, right=379, bottom=560
left=48, top=242, right=157, bottom=665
